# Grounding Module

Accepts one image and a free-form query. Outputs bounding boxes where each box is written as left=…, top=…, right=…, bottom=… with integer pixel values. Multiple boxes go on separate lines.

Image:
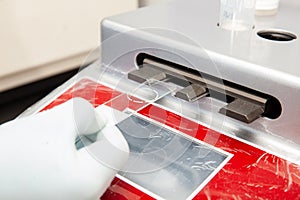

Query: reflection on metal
left=143, top=58, right=267, bottom=106
left=128, top=57, right=274, bottom=123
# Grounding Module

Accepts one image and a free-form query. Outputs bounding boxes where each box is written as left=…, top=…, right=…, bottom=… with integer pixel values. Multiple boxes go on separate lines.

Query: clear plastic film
left=18, top=59, right=300, bottom=199
left=116, top=115, right=231, bottom=200
left=17, top=60, right=229, bottom=199
left=76, top=77, right=177, bottom=149
left=18, top=21, right=300, bottom=199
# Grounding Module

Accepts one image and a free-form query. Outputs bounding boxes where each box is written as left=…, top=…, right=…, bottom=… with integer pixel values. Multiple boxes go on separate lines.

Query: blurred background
left=0, top=0, right=173, bottom=124
left=0, top=0, right=138, bottom=123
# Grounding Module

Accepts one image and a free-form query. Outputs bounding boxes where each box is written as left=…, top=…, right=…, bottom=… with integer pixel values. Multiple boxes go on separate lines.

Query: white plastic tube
left=256, top=0, right=280, bottom=15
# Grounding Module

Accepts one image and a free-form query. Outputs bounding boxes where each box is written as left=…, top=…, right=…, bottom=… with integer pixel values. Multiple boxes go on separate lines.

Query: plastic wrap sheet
left=20, top=61, right=300, bottom=200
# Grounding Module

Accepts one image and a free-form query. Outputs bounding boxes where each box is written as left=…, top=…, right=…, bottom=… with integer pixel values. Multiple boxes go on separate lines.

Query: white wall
left=0, top=0, right=137, bottom=91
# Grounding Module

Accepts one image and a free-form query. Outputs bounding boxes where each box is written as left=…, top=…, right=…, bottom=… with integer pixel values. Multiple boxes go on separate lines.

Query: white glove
left=0, top=98, right=129, bottom=200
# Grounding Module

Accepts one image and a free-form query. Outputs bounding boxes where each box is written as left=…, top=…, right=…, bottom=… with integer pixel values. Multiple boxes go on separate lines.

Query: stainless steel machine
left=22, top=0, right=300, bottom=199
left=101, top=0, right=300, bottom=160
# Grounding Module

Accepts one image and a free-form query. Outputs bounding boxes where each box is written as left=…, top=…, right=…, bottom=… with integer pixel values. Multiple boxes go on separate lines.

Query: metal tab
left=128, top=66, right=167, bottom=83
left=175, top=84, right=207, bottom=102
left=219, top=98, right=265, bottom=123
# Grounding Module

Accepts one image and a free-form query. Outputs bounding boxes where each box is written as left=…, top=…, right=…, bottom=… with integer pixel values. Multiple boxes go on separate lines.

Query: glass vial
left=219, top=0, right=257, bottom=31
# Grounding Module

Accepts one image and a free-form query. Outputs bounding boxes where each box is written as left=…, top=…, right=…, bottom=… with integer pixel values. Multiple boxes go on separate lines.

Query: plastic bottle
left=256, top=0, right=280, bottom=15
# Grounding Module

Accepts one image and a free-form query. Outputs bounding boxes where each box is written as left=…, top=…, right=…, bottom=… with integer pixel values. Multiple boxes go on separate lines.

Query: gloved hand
left=0, top=98, right=129, bottom=200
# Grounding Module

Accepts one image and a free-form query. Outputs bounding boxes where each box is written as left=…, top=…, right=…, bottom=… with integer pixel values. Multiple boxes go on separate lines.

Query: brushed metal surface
left=100, top=0, right=300, bottom=157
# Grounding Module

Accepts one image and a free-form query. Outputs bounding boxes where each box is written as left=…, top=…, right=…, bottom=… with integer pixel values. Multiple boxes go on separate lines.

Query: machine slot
left=128, top=53, right=282, bottom=123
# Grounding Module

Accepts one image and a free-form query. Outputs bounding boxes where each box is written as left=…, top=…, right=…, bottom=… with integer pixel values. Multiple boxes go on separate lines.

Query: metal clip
left=175, top=84, right=207, bottom=102
left=128, top=66, right=166, bottom=83
left=128, top=55, right=281, bottom=123
left=219, top=98, right=265, bottom=123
